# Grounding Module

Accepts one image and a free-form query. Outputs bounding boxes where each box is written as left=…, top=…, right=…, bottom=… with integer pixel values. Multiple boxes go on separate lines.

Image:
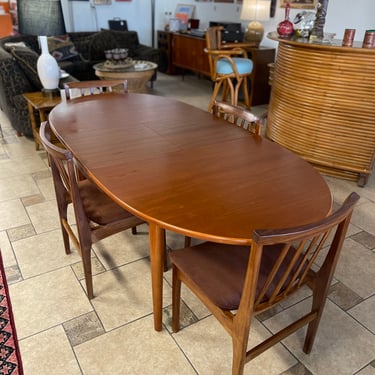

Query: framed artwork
left=175, top=4, right=195, bottom=28
left=280, top=0, right=317, bottom=9
left=93, top=0, right=111, bottom=4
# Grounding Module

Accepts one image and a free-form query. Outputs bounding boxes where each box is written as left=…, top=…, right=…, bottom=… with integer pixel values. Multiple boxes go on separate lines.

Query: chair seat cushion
left=216, top=57, right=253, bottom=75
left=170, top=241, right=301, bottom=310
left=78, top=179, right=135, bottom=225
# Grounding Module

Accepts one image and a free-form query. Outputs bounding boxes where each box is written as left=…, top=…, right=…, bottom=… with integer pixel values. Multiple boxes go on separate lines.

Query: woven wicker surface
left=267, top=40, right=375, bottom=186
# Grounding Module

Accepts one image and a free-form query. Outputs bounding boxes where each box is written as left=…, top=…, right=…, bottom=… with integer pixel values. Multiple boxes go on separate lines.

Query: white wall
left=62, top=0, right=375, bottom=49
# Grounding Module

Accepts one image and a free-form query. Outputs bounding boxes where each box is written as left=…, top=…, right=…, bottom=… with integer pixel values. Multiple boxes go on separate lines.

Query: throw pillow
left=100, top=29, right=139, bottom=55
left=9, top=46, right=43, bottom=90
left=47, top=35, right=80, bottom=62
left=88, top=30, right=118, bottom=61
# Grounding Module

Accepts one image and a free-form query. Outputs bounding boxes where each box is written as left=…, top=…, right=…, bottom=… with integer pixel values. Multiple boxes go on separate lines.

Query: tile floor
left=0, top=73, right=374, bottom=375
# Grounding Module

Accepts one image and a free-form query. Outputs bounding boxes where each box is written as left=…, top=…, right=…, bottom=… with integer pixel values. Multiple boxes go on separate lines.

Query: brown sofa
left=0, top=29, right=160, bottom=137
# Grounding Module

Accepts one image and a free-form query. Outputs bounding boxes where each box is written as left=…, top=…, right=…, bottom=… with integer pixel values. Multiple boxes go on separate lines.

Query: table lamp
left=240, top=0, right=270, bottom=46
left=17, top=0, right=66, bottom=95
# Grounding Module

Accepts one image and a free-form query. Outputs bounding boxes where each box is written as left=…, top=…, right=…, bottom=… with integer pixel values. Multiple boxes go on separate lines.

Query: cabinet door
left=172, top=34, right=210, bottom=77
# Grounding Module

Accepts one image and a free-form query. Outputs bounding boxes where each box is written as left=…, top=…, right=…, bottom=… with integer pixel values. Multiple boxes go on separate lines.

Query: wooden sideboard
left=267, top=32, right=375, bottom=186
left=157, top=30, right=275, bottom=106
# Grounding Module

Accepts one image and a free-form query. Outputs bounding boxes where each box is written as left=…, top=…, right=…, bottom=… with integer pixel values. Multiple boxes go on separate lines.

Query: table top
left=93, top=60, right=158, bottom=73
left=49, top=93, right=332, bottom=245
left=23, top=92, right=62, bottom=110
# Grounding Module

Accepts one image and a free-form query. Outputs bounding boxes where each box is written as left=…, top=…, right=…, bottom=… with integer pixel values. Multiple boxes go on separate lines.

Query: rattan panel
left=267, top=40, right=375, bottom=186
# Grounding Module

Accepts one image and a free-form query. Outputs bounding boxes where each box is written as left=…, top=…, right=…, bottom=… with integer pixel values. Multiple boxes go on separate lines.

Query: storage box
left=209, top=21, right=243, bottom=43
left=108, top=19, right=128, bottom=31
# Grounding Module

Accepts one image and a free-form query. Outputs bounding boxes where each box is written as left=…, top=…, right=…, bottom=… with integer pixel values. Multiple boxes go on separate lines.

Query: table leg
left=149, top=222, right=165, bottom=331
left=26, top=102, right=39, bottom=151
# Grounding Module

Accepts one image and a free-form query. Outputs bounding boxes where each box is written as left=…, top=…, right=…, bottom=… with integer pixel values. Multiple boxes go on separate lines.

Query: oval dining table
left=48, top=93, right=333, bottom=331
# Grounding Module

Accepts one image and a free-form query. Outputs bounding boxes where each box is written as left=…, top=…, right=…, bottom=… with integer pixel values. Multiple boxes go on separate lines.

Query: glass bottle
left=277, top=2, right=294, bottom=38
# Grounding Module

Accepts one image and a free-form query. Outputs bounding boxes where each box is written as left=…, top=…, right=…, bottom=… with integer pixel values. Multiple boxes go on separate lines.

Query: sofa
left=0, top=29, right=160, bottom=137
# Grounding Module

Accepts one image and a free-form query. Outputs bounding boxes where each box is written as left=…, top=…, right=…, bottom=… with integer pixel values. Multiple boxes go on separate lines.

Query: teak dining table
left=48, top=93, right=333, bottom=331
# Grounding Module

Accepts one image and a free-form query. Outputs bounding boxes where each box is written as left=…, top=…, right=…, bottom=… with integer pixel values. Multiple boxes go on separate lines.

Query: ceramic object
left=37, top=36, right=60, bottom=90
left=277, top=2, right=294, bottom=37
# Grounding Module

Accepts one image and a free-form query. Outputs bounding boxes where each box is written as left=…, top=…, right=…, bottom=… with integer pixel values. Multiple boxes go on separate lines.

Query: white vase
left=37, top=36, right=60, bottom=90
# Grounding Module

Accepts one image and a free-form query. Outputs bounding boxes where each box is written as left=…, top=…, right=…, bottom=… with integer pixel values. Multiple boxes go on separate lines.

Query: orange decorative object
left=0, top=14, right=13, bottom=38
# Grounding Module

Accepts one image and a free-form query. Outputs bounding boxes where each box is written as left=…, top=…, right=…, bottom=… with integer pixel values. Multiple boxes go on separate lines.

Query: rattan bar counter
left=267, top=32, right=375, bottom=186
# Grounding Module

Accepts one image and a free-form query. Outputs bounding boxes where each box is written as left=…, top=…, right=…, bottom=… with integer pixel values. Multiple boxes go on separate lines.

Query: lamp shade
left=17, top=0, right=65, bottom=94
left=240, top=0, right=270, bottom=22
left=17, top=0, right=66, bottom=36
left=241, top=0, right=270, bottom=46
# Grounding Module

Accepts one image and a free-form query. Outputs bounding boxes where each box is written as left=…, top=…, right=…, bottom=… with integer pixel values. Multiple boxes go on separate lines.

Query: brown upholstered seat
left=39, top=121, right=145, bottom=299
left=170, top=192, right=360, bottom=374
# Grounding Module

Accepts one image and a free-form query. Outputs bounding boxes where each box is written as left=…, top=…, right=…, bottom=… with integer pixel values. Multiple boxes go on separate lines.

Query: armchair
left=205, top=26, right=255, bottom=112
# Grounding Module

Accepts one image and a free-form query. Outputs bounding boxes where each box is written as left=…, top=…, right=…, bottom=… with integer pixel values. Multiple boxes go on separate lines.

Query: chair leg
left=132, top=226, right=137, bottom=235
left=242, top=77, right=250, bottom=109
left=208, top=80, right=224, bottom=112
left=172, top=266, right=182, bottom=333
left=303, top=284, right=330, bottom=354
left=247, top=74, right=255, bottom=110
left=184, top=236, right=191, bottom=247
left=81, top=247, right=94, bottom=299
left=231, top=319, right=252, bottom=375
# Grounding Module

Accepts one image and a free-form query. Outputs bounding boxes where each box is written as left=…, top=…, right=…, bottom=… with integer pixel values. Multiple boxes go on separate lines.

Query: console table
left=267, top=33, right=375, bottom=186
left=157, top=30, right=275, bottom=106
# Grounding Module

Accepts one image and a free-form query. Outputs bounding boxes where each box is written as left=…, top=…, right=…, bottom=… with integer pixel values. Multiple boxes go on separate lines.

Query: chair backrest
left=39, top=121, right=91, bottom=236
left=212, top=100, right=263, bottom=136
left=205, top=26, right=224, bottom=51
left=63, top=79, right=128, bottom=100
left=249, top=192, right=360, bottom=314
left=205, top=26, right=224, bottom=80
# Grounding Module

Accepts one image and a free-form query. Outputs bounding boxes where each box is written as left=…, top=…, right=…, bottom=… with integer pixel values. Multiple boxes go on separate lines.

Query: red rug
left=0, top=252, right=23, bottom=375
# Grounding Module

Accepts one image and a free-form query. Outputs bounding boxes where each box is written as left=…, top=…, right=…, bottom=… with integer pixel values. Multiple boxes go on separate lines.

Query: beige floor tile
left=0, top=230, right=16, bottom=266
left=264, top=299, right=375, bottom=375
left=0, top=156, right=46, bottom=179
left=75, top=315, right=196, bottom=375
left=0, top=174, right=40, bottom=201
left=173, top=315, right=297, bottom=375
left=19, top=325, right=81, bottom=375
left=316, top=238, right=375, bottom=299
left=25, top=199, right=61, bottom=234
left=9, top=267, right=92, bottom=338
left=3, top=137, right=41, bottom=160
left=12, top=229, right=81, bottom=279
left=348, top=295, right=375, bottom=334
left=0, top=199, right=30, bottom=231
left=356, top=365, right=375, bottom=375
left=34, top=174, right=56, bottom=201
left=351, top=201, right=375, bottom=236
left=92, top=225, right=150, bottom=270
left=90, top=258, right=171, bottom=331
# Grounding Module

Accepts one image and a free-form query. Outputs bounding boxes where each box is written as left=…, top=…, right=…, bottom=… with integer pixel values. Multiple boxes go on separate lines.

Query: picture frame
left=280, top=0, right=317, bottom=9
left=175, top=4, right=195, bottom=28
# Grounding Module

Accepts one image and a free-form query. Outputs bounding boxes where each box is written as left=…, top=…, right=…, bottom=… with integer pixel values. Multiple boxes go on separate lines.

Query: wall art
left=280, top=0, right=317, bottom=9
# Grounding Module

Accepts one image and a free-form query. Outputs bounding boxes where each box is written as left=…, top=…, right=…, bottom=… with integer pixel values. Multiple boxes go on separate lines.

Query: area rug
left=0, top=252, right=23, bottom=375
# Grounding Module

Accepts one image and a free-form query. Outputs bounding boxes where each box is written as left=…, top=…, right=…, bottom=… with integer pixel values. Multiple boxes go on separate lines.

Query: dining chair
left=170, top=192, right=360, bottom=375
left=39, top=121, right=145, bottom=299
left=212, top=100, right=263, bottom=136
left=205, top=26, right=254, bottom=113
left=63, top=79, right=128, bottom=100
left=183, top=100, right=264, bottom=248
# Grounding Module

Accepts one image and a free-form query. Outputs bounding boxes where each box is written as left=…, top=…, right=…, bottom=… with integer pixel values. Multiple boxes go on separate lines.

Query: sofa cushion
left=100, top=29, right=139, bottom=56
left=9, top=46, right=43, bottom=90
left=88, top=30, right=118, bottom=62
left=48, top=35, right=80, bottom=62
